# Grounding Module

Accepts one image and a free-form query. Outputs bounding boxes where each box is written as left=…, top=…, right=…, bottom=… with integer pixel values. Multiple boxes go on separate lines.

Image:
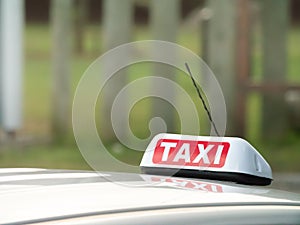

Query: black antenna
left=185, top=62, right=220, bottom=136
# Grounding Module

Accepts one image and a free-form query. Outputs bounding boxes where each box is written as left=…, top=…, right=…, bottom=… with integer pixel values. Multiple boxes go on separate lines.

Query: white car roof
left=1, top=168, right=299, bottom=224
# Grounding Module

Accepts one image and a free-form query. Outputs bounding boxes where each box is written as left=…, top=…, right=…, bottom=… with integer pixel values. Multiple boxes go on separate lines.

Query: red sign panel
left=152, top=139, right=230, bottom=168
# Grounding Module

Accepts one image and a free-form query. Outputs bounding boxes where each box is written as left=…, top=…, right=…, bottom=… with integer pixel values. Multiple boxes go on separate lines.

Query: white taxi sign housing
left=140, top=133, right=273, bottom=185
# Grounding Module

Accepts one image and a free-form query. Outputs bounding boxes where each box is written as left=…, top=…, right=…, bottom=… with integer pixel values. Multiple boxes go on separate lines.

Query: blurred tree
left=205, top=0, right=237, bottom=136
left=51, top=0, right=72, bottom=142
left=74, top=0, right=88, bottom=54
left=261, top=0, right=290, bottom=140
left=99, top=0, right=133, bottom=144
left=150, top=0, right=180, bottom=133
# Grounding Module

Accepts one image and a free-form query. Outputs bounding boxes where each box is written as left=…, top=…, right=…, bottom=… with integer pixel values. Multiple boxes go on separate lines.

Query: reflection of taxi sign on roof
left=140, top=133, right=273, bottom=186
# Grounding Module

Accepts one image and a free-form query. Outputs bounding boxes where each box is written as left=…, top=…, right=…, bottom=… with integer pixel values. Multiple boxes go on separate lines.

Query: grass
left=0, top=144, right=91, bottom=170
left=0, top=23, right=300, bottom=172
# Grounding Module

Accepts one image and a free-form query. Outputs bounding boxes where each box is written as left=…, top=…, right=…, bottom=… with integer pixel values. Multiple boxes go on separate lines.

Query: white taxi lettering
left=160, top=142, right=177, bottom=161
left=214, top=145, right=224, bottom=164
left=192, top=144, right=214, bottom=164
left=160, top=142, right=224, bottom=164
left=154, top=139, right=230, bottom=168
left=173, top=143, right=191, bottom=162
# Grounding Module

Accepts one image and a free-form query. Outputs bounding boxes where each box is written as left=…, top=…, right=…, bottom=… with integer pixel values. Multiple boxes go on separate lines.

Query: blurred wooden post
left=200, top=7, right=212, bottom=64
left=103, top=0, right=133, bottom=49
left=74, top=0, right=88, bottom=55
left=236, top=0, right=251, bottom=137
left=150, top=0, right=180, bottom=133
left=261, top=0, right=290, bottom=139
left=0, top=0, right=24, bottom=138
left=51, top=0, right=72, bottom=142
left=151, top=0, right=179, bottom=42
left=100, top=0, right=133, bottom=144
left=199, top=6, right=213, bottom=135
left=206, top=0, right=237, bottom=136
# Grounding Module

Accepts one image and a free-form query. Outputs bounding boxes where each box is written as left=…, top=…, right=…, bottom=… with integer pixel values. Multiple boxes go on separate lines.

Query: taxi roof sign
left=140, top=133, right=273, bottom=186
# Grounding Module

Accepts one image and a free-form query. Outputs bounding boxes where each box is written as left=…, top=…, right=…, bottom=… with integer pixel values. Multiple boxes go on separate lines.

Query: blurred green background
left=0, top=0, right=300, bottom=173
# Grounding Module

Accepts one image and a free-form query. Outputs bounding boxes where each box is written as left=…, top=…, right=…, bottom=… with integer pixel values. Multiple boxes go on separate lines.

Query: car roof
left=1, top=168, right=300, bottom=224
